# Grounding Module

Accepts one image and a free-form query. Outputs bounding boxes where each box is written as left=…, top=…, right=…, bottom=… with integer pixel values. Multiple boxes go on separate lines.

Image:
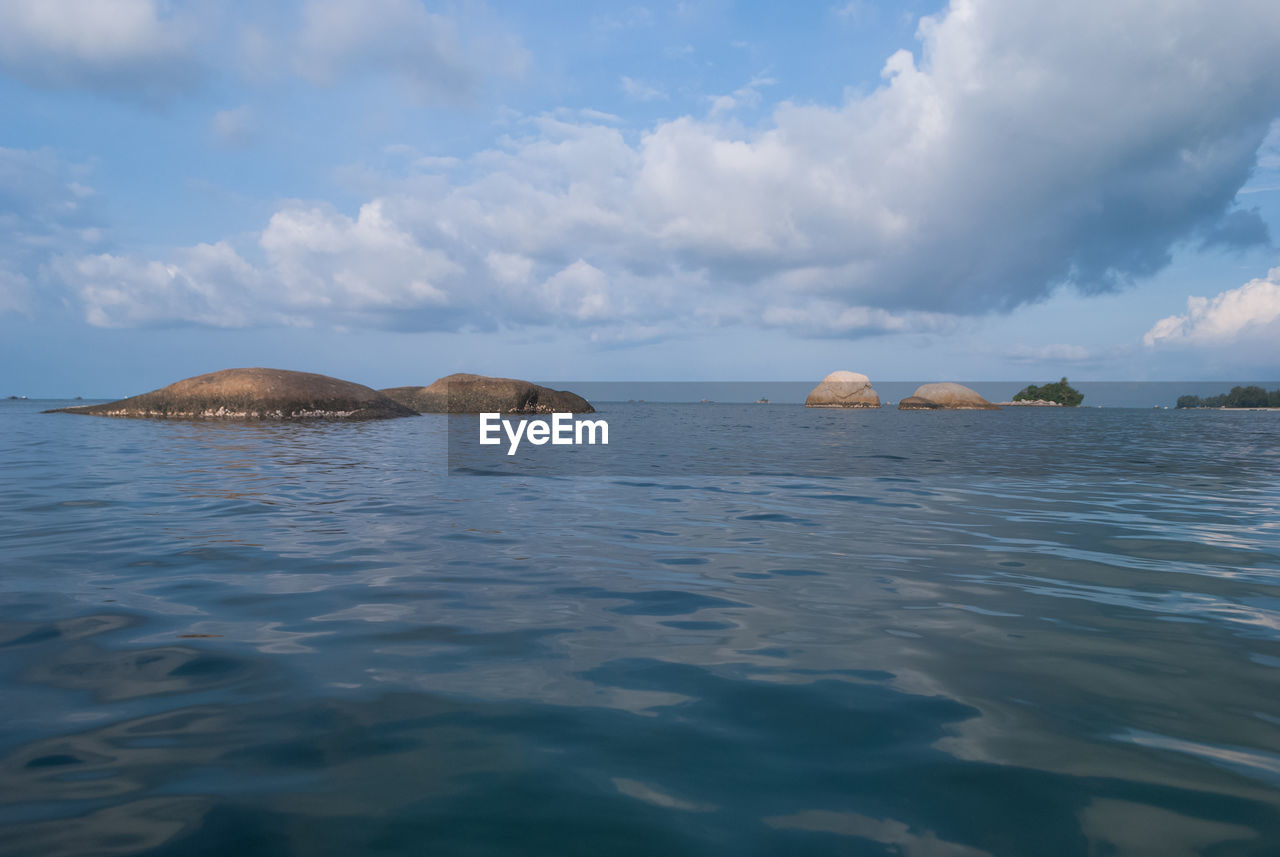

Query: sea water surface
left=2, top=399, right=1279, bottom=856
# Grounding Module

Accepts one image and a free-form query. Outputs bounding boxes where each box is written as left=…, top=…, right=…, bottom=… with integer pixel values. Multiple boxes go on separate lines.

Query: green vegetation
left=1176, top=386, right=1280, bottom=409
left=1012, top=377, right=1084, bottom=406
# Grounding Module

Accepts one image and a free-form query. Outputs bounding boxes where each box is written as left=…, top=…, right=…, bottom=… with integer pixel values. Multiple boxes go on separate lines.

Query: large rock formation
left=899, top=382, right=999, bottom=410
left=804, top=370, right=881, bottom=409
left=381, top=374, right=594, bottom=414
left=46, top=368, right=415, bottom=420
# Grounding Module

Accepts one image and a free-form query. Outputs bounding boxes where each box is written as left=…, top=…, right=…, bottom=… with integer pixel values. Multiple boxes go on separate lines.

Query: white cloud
left=578, top=108, right=623, bottom=124
left=0, top=0, right=202, bottom=102
left=620, top=76, right=667, bottom=102
left=293, top=0, right=526, bottom=102
left=259, top=201, right=458, bottom=313
left=1143, top=267, right=1280, bottom=347
left=48, top=0, right=1280, bottom=342
left=541, top=260, right=612, bottom=321
left=54, top=244, right=270, bottom=328
left=64, top=202, right=461, bottom=328
left=707, top=74, right=775, bottom=117
left=486, top=252, right=534, bottom=284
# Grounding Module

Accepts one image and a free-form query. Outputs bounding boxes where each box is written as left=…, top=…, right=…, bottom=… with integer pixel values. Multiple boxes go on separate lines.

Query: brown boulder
left=901, top=382, right=1000, bottom=410
left=804, top=370, right=881, bottom=409
left=381, top=373, right=594, bottom=414
left=45, top=368, right=415, bottom=420
left=897, top=396, right=941, bottom=410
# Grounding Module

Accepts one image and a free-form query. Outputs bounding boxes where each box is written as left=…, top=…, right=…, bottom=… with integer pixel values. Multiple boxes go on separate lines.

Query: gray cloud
left=0, top=1, right=527, bottom=107
left=1198, top=208, right=1271, bottom=251
left=0, top=0, right=204, bottom=104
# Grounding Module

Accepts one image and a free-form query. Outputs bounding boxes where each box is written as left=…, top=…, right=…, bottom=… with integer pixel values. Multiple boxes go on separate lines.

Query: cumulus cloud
left=1143, top=266, right=1280, bottom=347
left=59, top=201, right=466, bottom=329
left=0, top=0, right=202, bottom=102
left=49, top=0, right=1280, bottom=340
left=540, top=260, right=613, bottom=321
left=51, top=243, right=271, bottom=329
left=259, top=202, right=458, bottom=314
left=293, top=0, right=527, bottom=102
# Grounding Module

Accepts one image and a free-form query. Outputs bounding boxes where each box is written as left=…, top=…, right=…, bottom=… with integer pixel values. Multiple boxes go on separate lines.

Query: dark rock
left=45, top=368, right=415, bottom=420
left=381, top=374, right=594, bottom=414
left=897, top=396, right=941, bottom=410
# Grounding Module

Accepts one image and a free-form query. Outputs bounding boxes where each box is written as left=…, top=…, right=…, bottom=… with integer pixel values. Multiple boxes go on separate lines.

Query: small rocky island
left=998, top=377, right=1083, bottom=407
left=804, top=371, right=881, bottom=408
left=381, top=374, right=594, bottom=414
left=899, top=382, right=1000, bottom=410
left=45, top=368, right=415, bottom=420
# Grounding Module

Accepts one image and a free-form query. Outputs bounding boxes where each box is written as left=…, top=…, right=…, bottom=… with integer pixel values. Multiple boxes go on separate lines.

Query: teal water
left=2, top=400, right=1279, bottom=856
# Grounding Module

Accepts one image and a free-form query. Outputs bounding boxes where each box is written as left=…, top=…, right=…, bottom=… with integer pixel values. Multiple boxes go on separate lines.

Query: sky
left=2, top=0, right=1280, bottom=397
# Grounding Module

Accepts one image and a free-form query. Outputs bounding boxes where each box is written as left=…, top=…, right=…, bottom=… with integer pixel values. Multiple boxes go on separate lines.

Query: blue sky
left=3, top=0, right=1280, bottom=396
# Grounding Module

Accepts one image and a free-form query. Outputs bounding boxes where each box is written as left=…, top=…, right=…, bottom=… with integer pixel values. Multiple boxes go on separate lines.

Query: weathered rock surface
left=382, top=374, right=594, bottom=414
left=897, top=396, right=941, bottom=410
left=46, top=368, right=415, bottom=420
left=804, top=370, right=881, bottom=409
left=996, top=399, right=1063, bottom=407
left=900, top=383, right=1000, bottom=410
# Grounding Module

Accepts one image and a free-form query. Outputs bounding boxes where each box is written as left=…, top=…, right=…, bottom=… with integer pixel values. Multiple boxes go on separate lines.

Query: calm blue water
left=2, top=400, right=1279, bottom=856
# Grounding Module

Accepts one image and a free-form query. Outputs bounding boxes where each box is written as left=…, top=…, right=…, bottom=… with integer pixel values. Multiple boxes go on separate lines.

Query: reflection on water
left=1, top=400, right=1279, bottom=855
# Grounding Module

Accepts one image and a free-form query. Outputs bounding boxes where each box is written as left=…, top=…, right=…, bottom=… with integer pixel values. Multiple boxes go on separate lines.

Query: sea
left=1, top=383, right=1278, bottom=856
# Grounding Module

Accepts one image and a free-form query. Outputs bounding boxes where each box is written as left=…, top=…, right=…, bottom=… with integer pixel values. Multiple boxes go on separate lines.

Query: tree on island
left=1176, top=385, right=1280, bottom=408
left=1012, top=377, right=1084, bottom=406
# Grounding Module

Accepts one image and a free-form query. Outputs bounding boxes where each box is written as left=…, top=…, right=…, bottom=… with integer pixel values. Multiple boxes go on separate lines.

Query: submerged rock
left=381, top=374, right=594, bottom=414
left=45, top=368, right=415, bottom=420
left=804, top=370, right=881, bottom=409
left=900, top=382, right=999, bottom=410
